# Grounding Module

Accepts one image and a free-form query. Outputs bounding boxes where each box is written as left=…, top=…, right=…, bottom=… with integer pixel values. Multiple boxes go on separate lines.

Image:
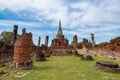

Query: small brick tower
left=13, top=25, right=18, bottom=44
left=14, top=33, right=33, bottom=69
left=22, top=28, right=26, bottom=35
left=50, top=20, right=72, bottom=55
left=45, top=35, right=49, bottom=47
left=38, top=37, right=41, bottom=47
left=91, top=33, right=95, bottom=47
left=73, top=35, right=78, bottom=49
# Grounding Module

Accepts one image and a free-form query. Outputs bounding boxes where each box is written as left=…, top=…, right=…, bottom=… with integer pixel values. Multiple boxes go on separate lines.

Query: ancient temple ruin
left=91, top=33, right=95, bottom=47
left=14, top=32, right=33, bottom=69
left=73, top=35, right=78, bottom=49
left=50, top=20, right=72, bottom=55
left=13, top=25, right=18, bottom=44
left=38, top=36, right=41, bottom=47
left=22, top=28, right=26, bottom=35
left=82, top=33, right=95, bottom=49
left=96, top=40, right=120, bottom=58
left=45, top=36, right=49, bottom=47
left=82, top=38, right=92, bottom=49
left=34, top=36, right=46, bottom=61
left=95, top=61, right=120, bottom=73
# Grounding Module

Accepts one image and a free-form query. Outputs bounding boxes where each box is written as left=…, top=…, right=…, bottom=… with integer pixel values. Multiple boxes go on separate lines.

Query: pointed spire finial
left=59, top=19, right=61, bottom=28
left=56, top=20, right=64, bottom=39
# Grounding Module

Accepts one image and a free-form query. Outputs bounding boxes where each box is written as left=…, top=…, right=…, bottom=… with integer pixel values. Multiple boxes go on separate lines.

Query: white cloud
left=69, top=0, right=120, bottom=25
left=0, top=0, right=120, bottom=26
left=0, top=0, right=68, bottom=26
left=0, top=0, right=120, bottom=44
left=0, top=20, right=43, bottom=27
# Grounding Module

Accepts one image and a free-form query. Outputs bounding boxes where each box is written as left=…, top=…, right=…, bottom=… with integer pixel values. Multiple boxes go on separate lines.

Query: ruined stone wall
left=52, top=49, right=72, bottom=56
left=78, top=48, right=120, bottom=60
left=96, top=42, right=120, bottom=58
left=79, top=48, right=109, bottom=55
left=14, top=33, right=33, bottom=69
left=107, top=43, right=120, bottom=53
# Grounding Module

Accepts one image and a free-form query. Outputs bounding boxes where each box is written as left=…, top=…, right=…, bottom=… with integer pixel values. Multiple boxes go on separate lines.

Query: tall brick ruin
left=73, top=35, right=78, bottom=49
left=91, top=33, right=95, bottom=47
left=13, top=25, right=18, bottom=44
left=10, top=25, right=18, bottom=59
left=45, top=35, right=49, bottom=47
left=34, top=37, right=41, bottom=61
left=22, top=28, right=26, bottom=35
left=38, top=37, right=41, bottom=47
left=14, top=33, right=33, bottom=69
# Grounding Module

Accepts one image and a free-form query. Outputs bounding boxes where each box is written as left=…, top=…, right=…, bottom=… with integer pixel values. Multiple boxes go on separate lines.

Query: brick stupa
left=50, top=20, right=72, bottom=55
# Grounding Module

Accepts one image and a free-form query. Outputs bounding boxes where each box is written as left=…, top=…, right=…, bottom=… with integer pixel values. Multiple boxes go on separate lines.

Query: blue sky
left=0, top=0, right=120, bottom=46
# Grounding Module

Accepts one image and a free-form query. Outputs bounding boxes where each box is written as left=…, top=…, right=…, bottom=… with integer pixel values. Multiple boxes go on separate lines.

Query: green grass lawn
left=1, top=55, right=120, bottom=80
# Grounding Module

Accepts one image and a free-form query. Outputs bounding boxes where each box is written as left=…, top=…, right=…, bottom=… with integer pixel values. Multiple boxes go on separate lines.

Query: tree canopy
left=110, top=36, right=120, bottom=43
left=0, top=31, right=13, bottom=44
left=78, top=42, right=82, bottom=49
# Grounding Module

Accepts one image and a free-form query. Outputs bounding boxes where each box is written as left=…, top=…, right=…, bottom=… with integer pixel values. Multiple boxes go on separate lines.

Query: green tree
left=0, top=31, right=13, bottom=44
left=78, top=42, right=83, bottom=49
left=70, top=41, right=83, bottom=49
left=70, top=41, right=73, bottom=48
left=110, top=36, right=120, bottom=43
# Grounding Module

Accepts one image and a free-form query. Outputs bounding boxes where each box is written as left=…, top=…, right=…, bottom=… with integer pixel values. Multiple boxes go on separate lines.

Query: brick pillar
left=22, top=28, right=26, bottom=35
left=14, top=33, right=33, bottom=69
left=73, top=35, right=78, bottom=49
left=11, top=25, right=18, bottom=59
left=45, top=35, right=49, bottom=47
left=13, top=25, right=18, bottom=44
left=38, top=37, right=41, bottom=47
left=91, top=33, right=95, bottom=47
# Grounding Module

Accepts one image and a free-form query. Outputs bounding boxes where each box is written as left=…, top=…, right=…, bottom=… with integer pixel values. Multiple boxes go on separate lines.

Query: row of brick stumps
left=34, top=36, right=47, bottom=61
left=14, top=33, right=33, bottom=69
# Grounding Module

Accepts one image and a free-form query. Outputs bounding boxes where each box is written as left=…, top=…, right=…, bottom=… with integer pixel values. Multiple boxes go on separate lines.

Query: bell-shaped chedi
left=50, top=20, right=72, bottom=55
left=14, top=33, right=33, bottom=69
